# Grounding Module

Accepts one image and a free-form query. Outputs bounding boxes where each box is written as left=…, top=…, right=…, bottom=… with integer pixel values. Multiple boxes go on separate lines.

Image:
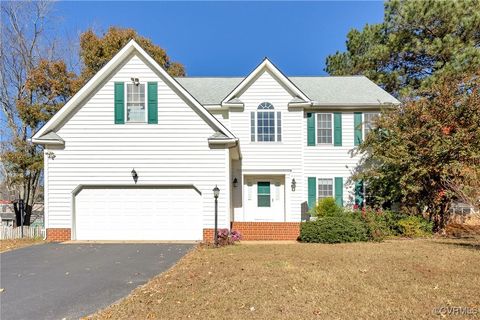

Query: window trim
left=317, top=178, right=334, bottom=201
left=251, top=102, right=282, bottom=143
left=125, top=82, right=148, bottom=123
left=316, top=113, right=333, bottom=145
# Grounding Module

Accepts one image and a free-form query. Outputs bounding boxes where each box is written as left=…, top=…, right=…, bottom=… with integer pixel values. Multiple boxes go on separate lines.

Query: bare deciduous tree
left=1, top=0, right=56, bottom=225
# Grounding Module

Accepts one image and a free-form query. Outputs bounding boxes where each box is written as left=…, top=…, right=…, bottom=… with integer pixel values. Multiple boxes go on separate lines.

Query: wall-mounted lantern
left=232, top=177, right=238, bottom=188
left=131, top=168, right=138, bottom=184
left=291, top=178, right=296, bottom=192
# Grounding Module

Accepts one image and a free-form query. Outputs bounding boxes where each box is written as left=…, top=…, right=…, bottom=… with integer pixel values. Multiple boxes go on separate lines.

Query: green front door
left=257, top=181, right=271, bottom=207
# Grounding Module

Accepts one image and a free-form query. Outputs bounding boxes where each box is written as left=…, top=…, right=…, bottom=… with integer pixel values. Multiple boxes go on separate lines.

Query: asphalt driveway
left=0, top=242, right=194, bottom=320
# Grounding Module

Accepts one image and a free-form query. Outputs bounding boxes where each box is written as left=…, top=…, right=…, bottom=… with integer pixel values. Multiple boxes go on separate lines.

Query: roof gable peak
left=33, top=39, right=235, bottom=141
left=222, top=58, right=310, bottom=104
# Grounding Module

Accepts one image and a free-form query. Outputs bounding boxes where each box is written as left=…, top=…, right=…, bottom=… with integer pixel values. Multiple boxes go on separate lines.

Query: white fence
left=1, top=226, right=45, bottom=240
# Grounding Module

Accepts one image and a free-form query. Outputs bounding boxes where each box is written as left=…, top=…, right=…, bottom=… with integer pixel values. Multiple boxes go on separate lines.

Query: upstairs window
left=251, top=102, right=281, bottom=142
left=317, top=113, right=332, bottom=144
left=364, top=112, right=380, bottom=137
left=126, top=83, right=146, bottom=122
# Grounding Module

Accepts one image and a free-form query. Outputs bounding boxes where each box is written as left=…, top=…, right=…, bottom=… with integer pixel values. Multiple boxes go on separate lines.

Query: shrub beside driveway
left=88, top=238, right=480, bottom=320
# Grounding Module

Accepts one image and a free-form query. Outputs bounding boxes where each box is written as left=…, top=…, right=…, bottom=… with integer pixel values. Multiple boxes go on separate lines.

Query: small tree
left=312, top=198, right=343, bottom=217
left=354, top=72, right=480, bottom=231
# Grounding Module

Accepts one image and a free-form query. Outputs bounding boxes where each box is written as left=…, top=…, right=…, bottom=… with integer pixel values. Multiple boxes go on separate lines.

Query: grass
left=0, top=238, right=45, bottom=253
left=88, top=238, right=480, bottom=320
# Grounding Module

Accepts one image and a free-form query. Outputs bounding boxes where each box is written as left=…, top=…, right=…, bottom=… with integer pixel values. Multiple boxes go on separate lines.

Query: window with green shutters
left=307, top=112, right=342, bottom=146
left=257, top=182, right=271, bottom=207
left=114, top=81, right=158, bottom=124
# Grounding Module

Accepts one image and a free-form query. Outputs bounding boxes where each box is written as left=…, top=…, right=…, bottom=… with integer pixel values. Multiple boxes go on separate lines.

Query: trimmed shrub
left=312, top=197, right=343, bottom=218
left=397, top=216, right=433, bottom=237
left=299, top=215, right=369, bottom=243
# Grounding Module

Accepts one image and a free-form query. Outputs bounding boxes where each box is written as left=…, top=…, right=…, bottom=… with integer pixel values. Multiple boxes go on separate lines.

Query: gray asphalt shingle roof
left=175, top=75, right=400, bottom=106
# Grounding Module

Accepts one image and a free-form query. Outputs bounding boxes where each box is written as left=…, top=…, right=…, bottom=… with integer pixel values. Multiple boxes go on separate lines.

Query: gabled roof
left=290, top=76, right=400, bottom=106
left=33, top=40, right=236, bottom=142
left=221, top=58, right=310, bottom=104
left=175, top=77, right=242, bottom=105
left=176, top=75, right=400, bottom=106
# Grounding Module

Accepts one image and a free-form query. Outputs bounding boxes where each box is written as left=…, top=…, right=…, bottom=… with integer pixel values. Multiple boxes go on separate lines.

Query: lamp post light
left=213, top=185, right=220, bottom=246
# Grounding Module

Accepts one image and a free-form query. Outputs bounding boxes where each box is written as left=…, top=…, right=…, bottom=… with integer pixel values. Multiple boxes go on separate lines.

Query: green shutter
left=334, top=177, right=343, bottom=207
left=308, top=177, right=316, bottom=209
left=354, top=112, right=363, bottom=146
left=307, top=113, right=315, bottom=146
left=114, top=82, right=125, bottom=124
left=334, top=112, right=342, bottom=146
left=147, top=82, right=158, bottom=124
left=355, top=180, right=364, bottom=207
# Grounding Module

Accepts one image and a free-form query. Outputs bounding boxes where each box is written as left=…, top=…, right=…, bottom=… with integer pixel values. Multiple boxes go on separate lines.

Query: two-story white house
left=33, top=40, right=399, bottom=242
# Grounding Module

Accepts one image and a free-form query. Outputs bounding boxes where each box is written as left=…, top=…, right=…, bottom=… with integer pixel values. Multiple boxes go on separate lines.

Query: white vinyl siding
left=303, top=112, right=369, bottom=207
left=229, top=70, right=303, bottom=222
left=46, top=53, right=229, bottom=232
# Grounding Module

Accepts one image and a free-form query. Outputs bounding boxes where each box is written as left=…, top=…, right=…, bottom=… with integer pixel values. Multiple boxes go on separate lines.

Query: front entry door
left=244, top=176, right=285, bottom=221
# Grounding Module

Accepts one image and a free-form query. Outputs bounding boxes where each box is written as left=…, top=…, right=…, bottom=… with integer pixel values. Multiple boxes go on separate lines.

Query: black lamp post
left=213, top=185, right=220, bottom=246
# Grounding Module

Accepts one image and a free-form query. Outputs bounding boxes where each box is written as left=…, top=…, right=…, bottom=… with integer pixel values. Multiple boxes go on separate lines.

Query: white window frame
left=125, top=83, right=147, bottom=123
left=363, top=112, right=380, bottom=137
left=251, top=102, right=282, bottom=143
left=317, top=178, right=334, bottom=201
left=316, top=113, right=333, bottom=145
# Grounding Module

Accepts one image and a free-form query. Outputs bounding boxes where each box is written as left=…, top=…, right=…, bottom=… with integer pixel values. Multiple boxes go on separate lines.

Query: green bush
left=361, top=209, right=393, bottom=241
left=360, top=209, right=410, bottom=240
left=299, top=215, right=369, bottom=243
left=312, top=197, right=343, bottom=217
left=397, top=216, right=433, bottom=237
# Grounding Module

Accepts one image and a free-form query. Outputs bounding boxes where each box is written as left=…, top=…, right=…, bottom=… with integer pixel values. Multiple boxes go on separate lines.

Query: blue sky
left=53, top=1, right=384, bottom=76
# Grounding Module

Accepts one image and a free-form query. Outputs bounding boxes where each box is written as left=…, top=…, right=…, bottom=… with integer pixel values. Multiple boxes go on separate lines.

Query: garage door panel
left=75, top=187, right=202, bottom=240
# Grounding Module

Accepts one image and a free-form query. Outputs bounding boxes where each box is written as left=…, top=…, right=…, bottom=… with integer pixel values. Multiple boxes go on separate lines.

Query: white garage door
left=74, top=187, right=203, bottom=241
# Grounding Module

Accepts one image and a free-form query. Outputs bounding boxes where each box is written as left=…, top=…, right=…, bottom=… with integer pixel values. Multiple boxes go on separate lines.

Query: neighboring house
left=0, top=200, right=44, bottom=227
left=1, top=200, right=15, bottom=227
left=32, top=40, right=399, bottom=241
